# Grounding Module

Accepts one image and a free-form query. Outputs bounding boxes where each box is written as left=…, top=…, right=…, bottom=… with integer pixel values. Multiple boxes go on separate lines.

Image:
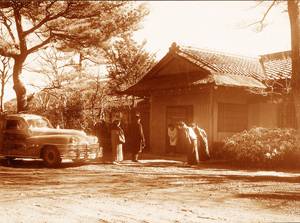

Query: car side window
left=6, top=120, right=27, bottom=130
left=6, top=120, right=18, bottom=130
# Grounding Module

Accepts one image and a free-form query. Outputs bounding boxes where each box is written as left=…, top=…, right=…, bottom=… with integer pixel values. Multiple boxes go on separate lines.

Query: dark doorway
left=166, top=105, right=194, bottom=154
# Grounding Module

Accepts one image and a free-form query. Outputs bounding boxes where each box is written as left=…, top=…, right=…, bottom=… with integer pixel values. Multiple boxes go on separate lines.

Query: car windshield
left=26, top=117, right=53, bottom=129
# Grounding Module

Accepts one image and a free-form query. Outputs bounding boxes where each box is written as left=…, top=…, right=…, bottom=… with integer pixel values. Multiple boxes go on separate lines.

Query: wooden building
left=123, top=43, right=295, bottom=154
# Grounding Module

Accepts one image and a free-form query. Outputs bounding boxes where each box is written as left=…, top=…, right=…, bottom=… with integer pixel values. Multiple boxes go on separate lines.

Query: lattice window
left=218, top=103, right=248, bottom=132
left=166, top=105, right=193, bottom=126
left=278, top=103, right=297, bottom=129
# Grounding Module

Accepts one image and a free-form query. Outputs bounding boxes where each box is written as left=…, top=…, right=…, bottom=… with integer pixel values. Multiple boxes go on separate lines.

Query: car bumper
left=58, top=143, right=101, bottom=160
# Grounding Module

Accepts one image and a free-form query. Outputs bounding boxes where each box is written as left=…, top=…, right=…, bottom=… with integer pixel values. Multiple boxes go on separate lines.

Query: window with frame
left=5, top=119, right=28, bottom=130
left=218, top=103, right=248, bottom=132
left=278, top=103, right=297, bottom=129
left=166, top=105, right=194, bottom=126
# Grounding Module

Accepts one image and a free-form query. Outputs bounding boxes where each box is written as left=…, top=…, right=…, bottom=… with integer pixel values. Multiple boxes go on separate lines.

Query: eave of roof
left=122, top=43, right=287, bottom=96
left=123, top=73, right=266, bottom=97
left=204, top=73, right=266, bottom=89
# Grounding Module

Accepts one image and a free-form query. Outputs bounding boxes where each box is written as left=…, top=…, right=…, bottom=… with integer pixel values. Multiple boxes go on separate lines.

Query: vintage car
left=0, top=113, right=101, bottom=167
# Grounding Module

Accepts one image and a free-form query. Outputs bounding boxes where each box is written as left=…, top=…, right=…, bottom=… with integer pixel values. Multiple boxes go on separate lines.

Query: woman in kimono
left=111, top=119, right=125, bottom=164
left=167, top=124, right=178, bottom=154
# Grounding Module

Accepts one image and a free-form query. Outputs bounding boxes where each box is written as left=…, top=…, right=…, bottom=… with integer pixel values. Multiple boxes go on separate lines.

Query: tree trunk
left=13, top=56, right=27, bottom=112
left=288, top=1, right=300, bottom=129
left=1, top=78, right=4, bottom=112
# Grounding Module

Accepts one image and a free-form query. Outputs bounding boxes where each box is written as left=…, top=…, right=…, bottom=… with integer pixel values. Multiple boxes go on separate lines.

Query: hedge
left=218, top=127, right=300, bottom=169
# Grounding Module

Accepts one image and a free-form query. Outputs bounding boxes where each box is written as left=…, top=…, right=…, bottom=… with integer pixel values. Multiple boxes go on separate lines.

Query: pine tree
left=0, top=1, right=149, bottom=112
left=104, top=34, right=156, bottom=94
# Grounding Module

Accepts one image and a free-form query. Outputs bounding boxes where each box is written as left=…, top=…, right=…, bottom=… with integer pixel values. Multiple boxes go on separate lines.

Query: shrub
left=218, top=127, right=300, bottom=168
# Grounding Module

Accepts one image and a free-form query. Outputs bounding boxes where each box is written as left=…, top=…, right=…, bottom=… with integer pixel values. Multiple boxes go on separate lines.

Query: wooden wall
left=149, top=86, right=278, bottom=154
left=150, top=88, right=210, bottom=153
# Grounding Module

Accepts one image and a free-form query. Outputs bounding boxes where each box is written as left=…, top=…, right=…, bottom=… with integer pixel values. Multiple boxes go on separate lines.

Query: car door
left=3, top=118, right=29, bottom=156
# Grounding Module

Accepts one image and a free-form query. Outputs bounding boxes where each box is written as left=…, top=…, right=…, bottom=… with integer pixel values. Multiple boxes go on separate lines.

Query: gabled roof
left=123, top=43, right=291, bottom=96
left=260, top=51, right=291, bottom=80
left=179, top=46, right=266, bottom=81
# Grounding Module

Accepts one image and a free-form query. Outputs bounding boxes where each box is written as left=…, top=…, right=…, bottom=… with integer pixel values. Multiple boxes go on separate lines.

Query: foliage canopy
left=0, top=1, right=150, bottom=111
left=103, top=35, right=156, bottom=94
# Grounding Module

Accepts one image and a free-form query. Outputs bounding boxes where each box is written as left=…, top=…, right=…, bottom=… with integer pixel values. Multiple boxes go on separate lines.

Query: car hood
left=31, top=128, right=87, bottom=137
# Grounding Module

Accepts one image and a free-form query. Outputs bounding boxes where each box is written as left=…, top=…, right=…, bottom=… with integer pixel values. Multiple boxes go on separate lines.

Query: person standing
left=130, top=114, right=145, bottom=162
left=94, top=120, right=108, bottom=162
left=191, top=123, right=210, bottom=161
left=94, top=120, right=107, bottom=149
left=177, top=121, right=199, bottom=165
left=111, top=119, right=125, bottom=164
left=167, top=124, right=178, bottom=154
left=176, top=124, right=186, bottom=154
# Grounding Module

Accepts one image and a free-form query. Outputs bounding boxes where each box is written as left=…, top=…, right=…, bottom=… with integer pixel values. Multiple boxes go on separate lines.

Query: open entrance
left=166, top=105, right=193, bottom=154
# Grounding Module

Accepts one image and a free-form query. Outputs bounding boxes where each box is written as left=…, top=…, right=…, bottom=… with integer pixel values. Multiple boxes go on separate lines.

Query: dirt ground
left=0, top=153, right=300, bottom=223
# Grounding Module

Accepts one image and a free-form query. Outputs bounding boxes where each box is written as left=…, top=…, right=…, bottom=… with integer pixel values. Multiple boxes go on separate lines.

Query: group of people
left=95, top=115, right=209, bottom=166
left=168, top=121, right=210, bottom=165
left=95, top=114, right=145, bottom=164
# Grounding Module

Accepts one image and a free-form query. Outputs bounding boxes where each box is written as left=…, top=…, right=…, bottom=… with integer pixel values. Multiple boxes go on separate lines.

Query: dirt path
left=0, top=153, right=300, bottom=223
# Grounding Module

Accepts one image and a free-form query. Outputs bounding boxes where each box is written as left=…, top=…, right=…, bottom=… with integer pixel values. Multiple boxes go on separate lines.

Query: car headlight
left=69, top=136, right=79, bottom=144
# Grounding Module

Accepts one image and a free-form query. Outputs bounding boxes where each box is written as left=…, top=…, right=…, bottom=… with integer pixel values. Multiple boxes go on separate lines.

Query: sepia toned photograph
left=0, top=1, right=299, bottom=222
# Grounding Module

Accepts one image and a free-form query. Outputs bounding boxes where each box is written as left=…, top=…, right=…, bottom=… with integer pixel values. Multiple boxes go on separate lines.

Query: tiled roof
left=260, top=51, right=291, bottom=80
left=179, top=45, right=266, bottom=81
left=122, top=43, right=292, bottom=95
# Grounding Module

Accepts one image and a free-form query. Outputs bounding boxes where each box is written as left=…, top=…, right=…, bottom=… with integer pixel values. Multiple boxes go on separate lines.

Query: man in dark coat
left=130, top=114, right=145, bottom=162
left=94, top=120, right=107, bottom=148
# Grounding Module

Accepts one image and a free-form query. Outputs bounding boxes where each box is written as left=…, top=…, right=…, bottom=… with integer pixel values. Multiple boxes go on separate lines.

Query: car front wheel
left=43, top=146, right=61, bottom=168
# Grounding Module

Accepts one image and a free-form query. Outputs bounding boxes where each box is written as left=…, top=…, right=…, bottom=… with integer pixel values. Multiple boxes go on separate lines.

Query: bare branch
left=26, top=36, right=53, bottom=55
left=237, top=0, right=277, bottom=31
left=0, top=10, right=16, bottom=43
left=246, top=1, right=265, bottom=11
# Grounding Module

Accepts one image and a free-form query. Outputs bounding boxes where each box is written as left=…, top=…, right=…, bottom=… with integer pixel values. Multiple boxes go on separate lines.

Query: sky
left=134, top=1, right=291, bottom=59
left=4, top=1, right=292, bottom=102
